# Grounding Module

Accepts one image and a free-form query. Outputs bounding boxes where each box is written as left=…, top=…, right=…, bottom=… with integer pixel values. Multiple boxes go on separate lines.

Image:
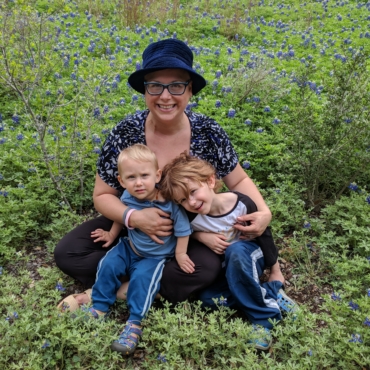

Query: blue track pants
left=198, top=241, right=283, bottom=329
left=91, top=237, right=165, bottom=323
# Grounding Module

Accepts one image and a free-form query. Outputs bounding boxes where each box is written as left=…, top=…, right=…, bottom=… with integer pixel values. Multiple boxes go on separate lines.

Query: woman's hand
left=192, top=232, right=230, bottom=254
left=129, top=208, right=173, bottom=244
left=233, top=210, right=272, bottom=239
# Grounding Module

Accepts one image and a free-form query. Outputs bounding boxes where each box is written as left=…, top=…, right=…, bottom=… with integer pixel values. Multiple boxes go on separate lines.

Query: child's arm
left=91, top=221, right=122, bottom=248
left=191, top=231, right=231, bottom=255
left=175, top=236, right=194, bottom=274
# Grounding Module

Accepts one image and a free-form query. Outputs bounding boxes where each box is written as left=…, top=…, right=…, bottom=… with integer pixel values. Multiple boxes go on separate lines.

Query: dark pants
left=54, top=216, right=222, bottom=304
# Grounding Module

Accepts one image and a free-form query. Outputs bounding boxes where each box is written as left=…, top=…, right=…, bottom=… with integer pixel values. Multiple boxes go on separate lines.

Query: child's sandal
left=277, top=288, right=299, bottom=314
left=111, top=321, right=142, bottom=355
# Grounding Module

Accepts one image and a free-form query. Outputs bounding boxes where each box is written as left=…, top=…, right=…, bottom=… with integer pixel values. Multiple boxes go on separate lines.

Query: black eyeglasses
left=144, top=81, right=190, bottom=95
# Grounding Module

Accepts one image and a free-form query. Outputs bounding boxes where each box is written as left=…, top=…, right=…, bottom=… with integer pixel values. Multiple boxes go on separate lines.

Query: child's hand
left=175, top=253, right=195, bottom=274
left=193, top=232, right=230, bottom=255
left=91, top=228, right=115, bottom=248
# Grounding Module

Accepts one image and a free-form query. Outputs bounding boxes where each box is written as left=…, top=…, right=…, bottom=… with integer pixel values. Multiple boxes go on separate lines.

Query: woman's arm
left=93, top=173, right=173, bottom=243
left=222, top=164, right=272, bottom=237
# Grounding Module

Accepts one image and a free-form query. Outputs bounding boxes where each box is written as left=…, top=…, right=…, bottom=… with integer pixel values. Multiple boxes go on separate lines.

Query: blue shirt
left=122, top=190, right=192, bottom=259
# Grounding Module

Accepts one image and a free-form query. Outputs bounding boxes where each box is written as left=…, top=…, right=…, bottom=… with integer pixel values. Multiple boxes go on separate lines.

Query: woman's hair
left=117, top=144, right=158, bottom=177
left=160, top=152, right=223, bottom=201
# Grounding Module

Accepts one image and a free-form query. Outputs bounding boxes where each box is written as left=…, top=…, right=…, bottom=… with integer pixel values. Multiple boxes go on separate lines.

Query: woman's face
left=144, top=69, right=192, bottom=124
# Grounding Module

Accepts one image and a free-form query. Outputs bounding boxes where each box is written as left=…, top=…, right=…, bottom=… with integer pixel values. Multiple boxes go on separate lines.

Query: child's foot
left=249, top=325, right=272, bottom=351
left=111, top=321, right=142, bottom=355
left=277, top=288, right=299, bottom=314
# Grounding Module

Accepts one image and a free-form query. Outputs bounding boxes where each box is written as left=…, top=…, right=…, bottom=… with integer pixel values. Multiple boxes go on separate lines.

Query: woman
left=55, top=39, right=284, bottom=309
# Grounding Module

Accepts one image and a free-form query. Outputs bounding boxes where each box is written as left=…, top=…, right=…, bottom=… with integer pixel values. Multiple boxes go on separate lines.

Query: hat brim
left=128, top=67, right=206, bottom=95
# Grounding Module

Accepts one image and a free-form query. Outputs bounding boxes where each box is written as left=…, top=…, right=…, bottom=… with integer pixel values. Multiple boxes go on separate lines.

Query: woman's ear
left=207, top=174, right=216, bottom=189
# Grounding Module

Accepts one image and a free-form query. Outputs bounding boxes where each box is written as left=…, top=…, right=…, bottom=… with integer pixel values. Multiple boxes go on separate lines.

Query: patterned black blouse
left=97, top=109, right=239, bottom=191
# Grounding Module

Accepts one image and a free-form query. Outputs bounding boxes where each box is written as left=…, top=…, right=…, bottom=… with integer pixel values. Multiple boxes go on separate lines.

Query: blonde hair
left=117, top=144, right=158, bottom=177
left=160, top=152, right=223, bottom=201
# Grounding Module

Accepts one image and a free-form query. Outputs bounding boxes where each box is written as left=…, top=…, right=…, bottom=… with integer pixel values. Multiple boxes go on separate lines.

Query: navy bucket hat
left=128, top=39, right=206, bottom=95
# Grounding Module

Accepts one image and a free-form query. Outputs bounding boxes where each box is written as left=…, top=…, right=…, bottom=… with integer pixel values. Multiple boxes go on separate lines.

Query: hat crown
left=142, top=39, right=194, bottom=70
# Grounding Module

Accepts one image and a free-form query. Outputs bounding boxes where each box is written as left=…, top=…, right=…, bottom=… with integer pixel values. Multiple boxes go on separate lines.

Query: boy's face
left=173, top=177, right=216, bottom=215
left=118, top=159, right=161, bottom=200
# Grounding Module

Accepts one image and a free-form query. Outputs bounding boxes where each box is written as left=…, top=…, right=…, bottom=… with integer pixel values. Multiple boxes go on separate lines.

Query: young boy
left=89, top=144, right=192, bottom=355
left=160, top=153, right=298, bottom=350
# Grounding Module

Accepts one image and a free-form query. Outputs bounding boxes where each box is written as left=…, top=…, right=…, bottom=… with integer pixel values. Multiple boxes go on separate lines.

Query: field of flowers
left=0, top=0, right=370, bottom=368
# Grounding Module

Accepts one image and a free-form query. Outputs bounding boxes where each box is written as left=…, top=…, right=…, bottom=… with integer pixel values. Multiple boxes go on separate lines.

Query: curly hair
left=160, top=152, right=223, bottom=202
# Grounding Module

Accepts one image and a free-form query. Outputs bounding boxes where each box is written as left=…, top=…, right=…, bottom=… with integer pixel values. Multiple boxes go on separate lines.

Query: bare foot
left=268, top=261, right=285, bottom=284
left=116, top=281, right=161, bottom=300
left=75, top=291, right=91, bottom=305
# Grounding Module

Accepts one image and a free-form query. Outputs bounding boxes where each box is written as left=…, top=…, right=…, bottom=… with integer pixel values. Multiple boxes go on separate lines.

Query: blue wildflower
left=103, top=105, right=109, bottom=114
left=307, top=349, right=313, bottom=356
left=275, top=189, right=281, bottom=194
left=55, top=281, right=65, bottom=291
left=228, top=109, right=236, bottom=118
left=256, top=128, right=264, bottom=133
left=348, top=183, right=359, bottom=191
left=92, top=134, right=101, bottom=144
left=364, top=317, right=370, bottom=327
left=242, top=161, right=250, bottom=169
left=16, top=134, right=24, bottom=141
left=349, top=334, right=363, bottom=343
left=12, top=114, right=20, bottom=124
left=303, top=221, right=311, bottom=229
left=215, top=100, right=221, bottom=108
left=366, top=196, right=370, bottom=205
left=219, top=297, right=228, bottom=306
left=0, top=266, right=3, bottom=275
left=41, top=340, right=51, bottom=349
left=215, top=70, right=222, bottom=78
left=244, top=119, right=252, bottom=125
left=367, top=288, right=370, bottom=297
left=273, top=117, right=281, bottom=124
left=264, top=106, right=271, bottom=112
left=135, top=61, right=141, bottom=71
left=132, top=94, right=138, bottom=102
left=331, top=292, right=341, bottom=301
left=0, top=174, right=3, bottom=180
left=119, top=98, right=126, bottom=105
left=349, top=301, right=359, bottom=311
left=92, top=147, right=101, bottom=154
left=157, top=354, right=167, bottom=362
left=93, top=107, right=101, bottom=119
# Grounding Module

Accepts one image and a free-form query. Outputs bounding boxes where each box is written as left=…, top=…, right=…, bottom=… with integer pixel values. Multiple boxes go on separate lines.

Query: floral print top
left=97, top=109, right=239, bottom=191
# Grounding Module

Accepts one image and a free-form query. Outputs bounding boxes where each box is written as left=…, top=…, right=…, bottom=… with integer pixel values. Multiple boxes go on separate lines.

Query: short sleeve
left=172, top=203, right=192, bottom=237
left=188, top=111, right=239, bottom=178
left=96, top=111, right=148, bottom=190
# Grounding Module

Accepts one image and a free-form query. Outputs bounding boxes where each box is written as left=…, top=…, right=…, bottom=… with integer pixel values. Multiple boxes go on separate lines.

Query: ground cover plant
left=0, top=0, right=369, bottom=368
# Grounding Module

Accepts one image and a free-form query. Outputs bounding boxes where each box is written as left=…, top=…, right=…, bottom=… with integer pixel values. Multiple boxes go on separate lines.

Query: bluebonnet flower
left=307, top=349, right=313, bottom=356
left=367, top=288, right=370, bottom=297
left=245, top=119, right=252, bottom=125
left=303, top=221, right=311, bottom=229
left=212, top=80, right=218, bottom=88
left=0, top=174, right=2, bottom=180
left=0, top=266, right=3, bottom=275
left=41, top=340, right=51, bottom=349
left=242, top=161, right=251, bottom=169
left=12, top=114, right=20, bottom=124
left=349, top=334, right=363, bottom=343
left=54, top=72, right=62, bottom=79
left=157, top=354, right=167, bottom=362
left=228, top=109, right=236, bottom=118
left=0, top=113, right=3, bottom=122
left=349, top=301, right=359, bottom=310
left=119, top=98, right=126, bottom=105
left=253, top=96, right=260, bottom=103
left=364, top=317, right=370, bottom=327
left=92, top=147, right=101, bottom=154
left=273, top=117, right=281, bottom=124
left=275, top=189, right=281, bottom=194
left=0, top=138, right=7, bottom=144
left=264, top=106, right=271, bottom=112
left=55, top=280, right=65, bottom=291
left=215, top=70, right=222, bottom=78
left=103, top=105, right=109, bottom=114
left=219, top=297, right=228, bottom=306
left=132, top=94, right=138, bottom=102
left=215, top=100, right=221, bottom=108
left=18, top=183, right=25, bottom=188
left=366, top=196, right=370, bottom=205
left=256, top=128, right=264, bottom=133
left=16, top=134, right=24, bottom=141
left=92, top=134, right=101, bottom=144
left=93, top=107, right=101, bottom=119
left=0, top=124, right=3, bottom=133
left=348, top=183, right=359, bottom=191
left=135, top=61, right=141, bottom=71
left=331, top=292, right=341, bottom=301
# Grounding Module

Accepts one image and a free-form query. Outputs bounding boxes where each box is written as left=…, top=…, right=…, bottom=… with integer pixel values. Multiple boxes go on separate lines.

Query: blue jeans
left=198, top=241, right=282, bottom=329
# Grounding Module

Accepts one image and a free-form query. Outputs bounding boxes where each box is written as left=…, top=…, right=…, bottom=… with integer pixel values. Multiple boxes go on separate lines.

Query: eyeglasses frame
left=143, top=80, right=191, bottom=95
